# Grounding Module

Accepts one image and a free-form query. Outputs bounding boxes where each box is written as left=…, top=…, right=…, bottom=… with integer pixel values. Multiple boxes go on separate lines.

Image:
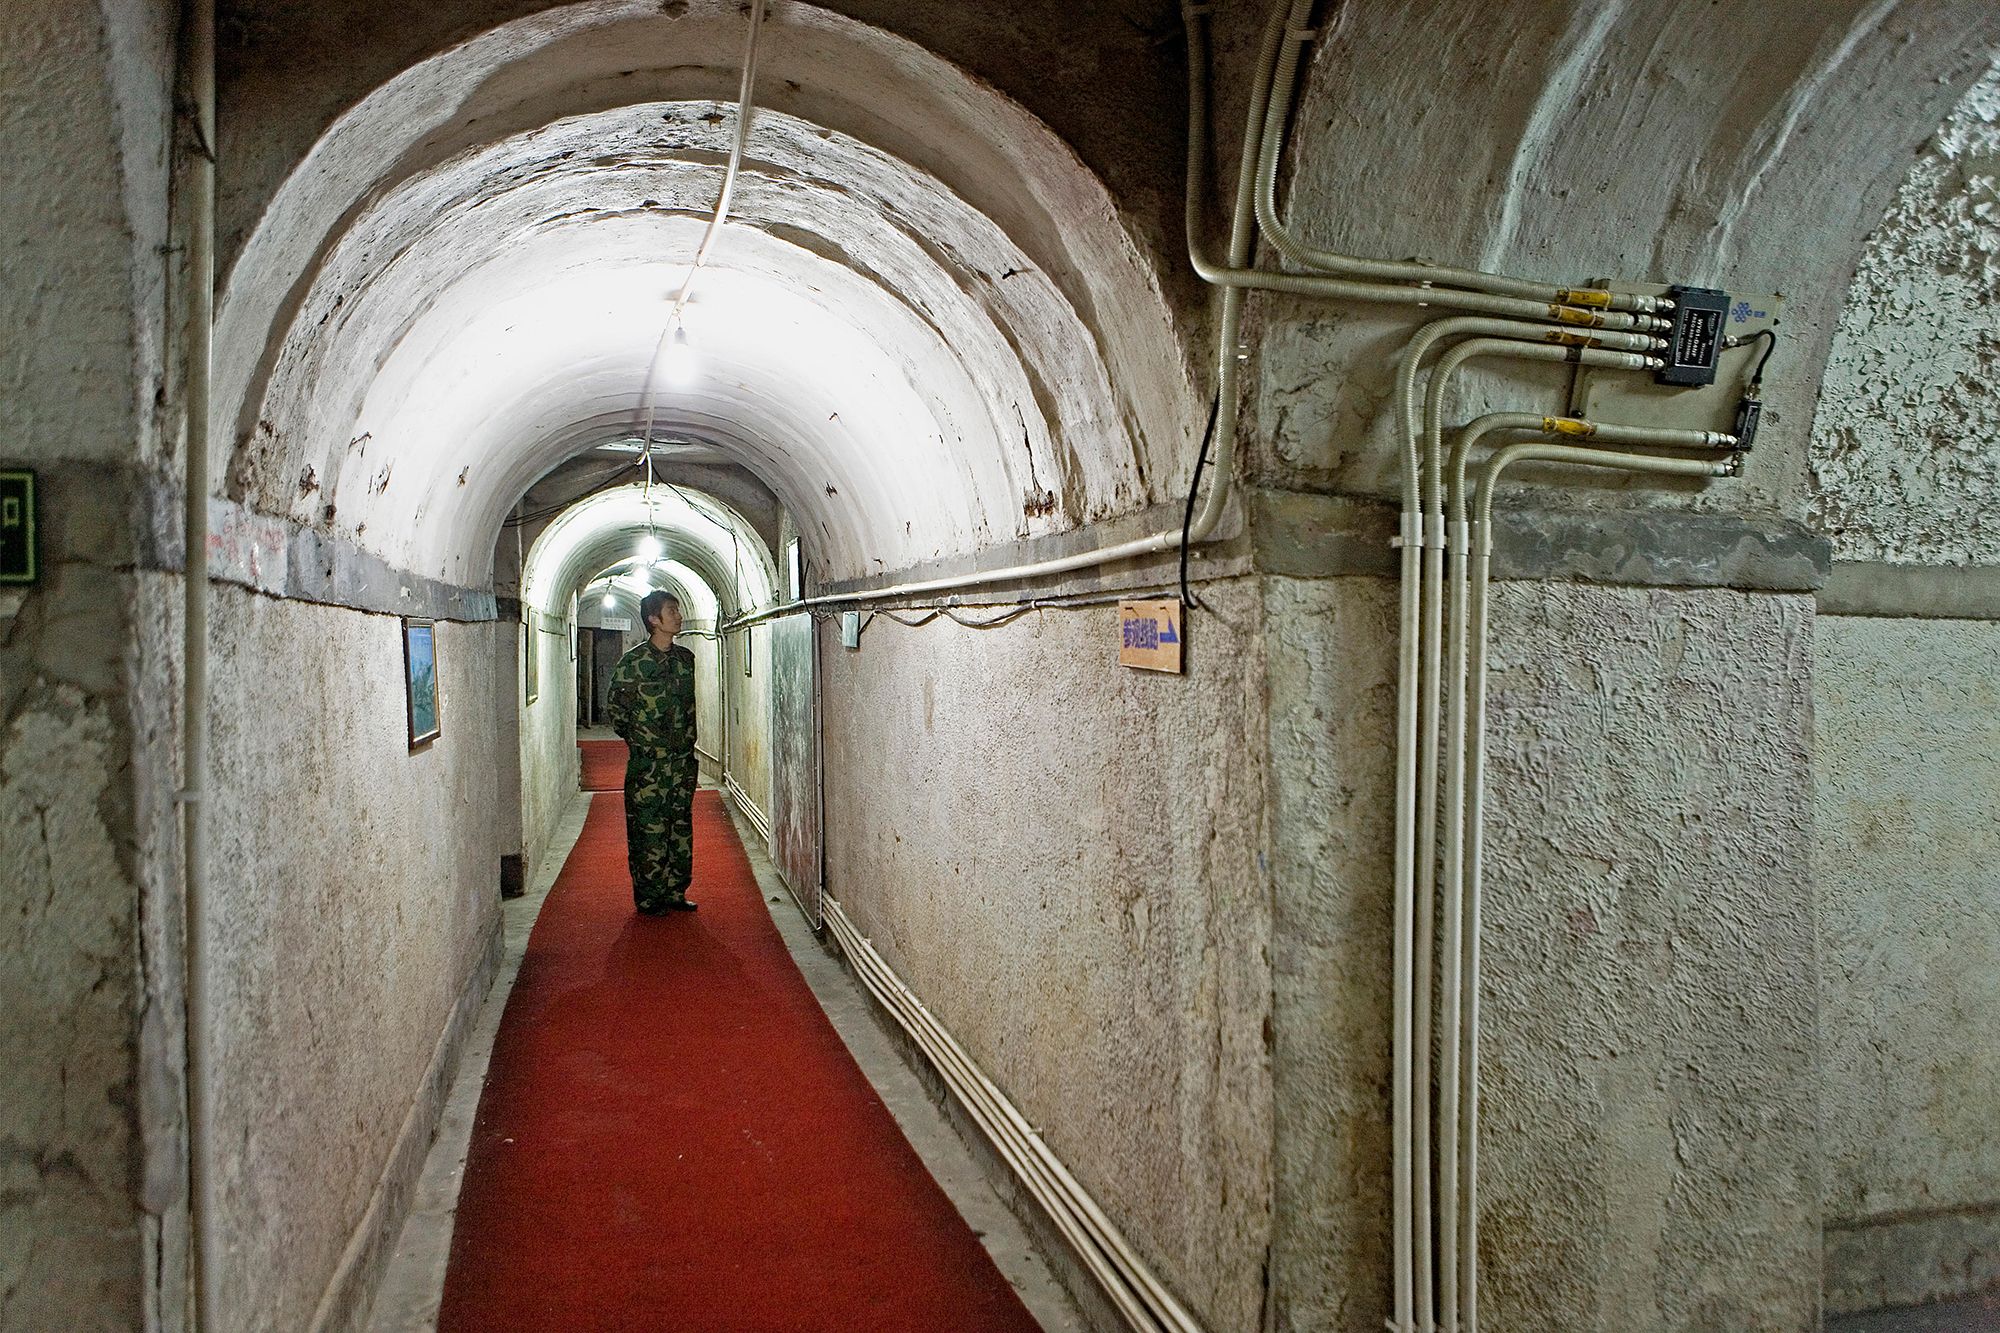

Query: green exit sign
left=0, top=471, right=37, bottom=585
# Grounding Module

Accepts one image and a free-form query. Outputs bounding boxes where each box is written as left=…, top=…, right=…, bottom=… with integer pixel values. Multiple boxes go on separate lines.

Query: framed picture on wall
left=523, top=609, right=540, bottom=706
left=403, top=618, right=441, bottom=748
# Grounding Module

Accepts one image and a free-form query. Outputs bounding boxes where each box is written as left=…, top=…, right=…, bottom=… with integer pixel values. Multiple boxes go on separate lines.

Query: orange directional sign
left=1118, top=598, right=1183, bottom=674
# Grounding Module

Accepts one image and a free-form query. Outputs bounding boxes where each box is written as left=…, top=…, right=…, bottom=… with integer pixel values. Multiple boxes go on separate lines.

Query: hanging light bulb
left=658, top=324, right=698, bottom=388
left=637, top=533, right=663, bottom=562
left=601, top=592, right=616, bottom=610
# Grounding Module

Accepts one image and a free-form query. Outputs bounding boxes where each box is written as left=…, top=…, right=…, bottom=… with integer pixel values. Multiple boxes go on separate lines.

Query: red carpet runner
left=437, top=774, right=1043, bottom=1332
left=579, top=738, right=627, bottom=791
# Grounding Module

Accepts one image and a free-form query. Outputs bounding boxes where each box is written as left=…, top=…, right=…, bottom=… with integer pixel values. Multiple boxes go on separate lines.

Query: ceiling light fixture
left=658, top=325, right=698, bottom=388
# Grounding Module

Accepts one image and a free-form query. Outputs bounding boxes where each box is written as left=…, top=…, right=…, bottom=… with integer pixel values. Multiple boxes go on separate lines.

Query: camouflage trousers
left=624, top=748, right=697, bottom=911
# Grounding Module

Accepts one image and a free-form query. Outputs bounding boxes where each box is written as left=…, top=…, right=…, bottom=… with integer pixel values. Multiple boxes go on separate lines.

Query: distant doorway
left=577, top=627, right=627, bottom=728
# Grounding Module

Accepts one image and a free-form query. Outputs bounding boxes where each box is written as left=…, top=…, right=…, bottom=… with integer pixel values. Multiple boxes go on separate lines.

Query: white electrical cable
left=177, top=2, right=218, bottom=1327
left=635, top=0, right=769, bottom=465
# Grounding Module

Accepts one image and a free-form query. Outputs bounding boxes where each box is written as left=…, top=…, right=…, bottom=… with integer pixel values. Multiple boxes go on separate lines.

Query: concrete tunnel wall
left=1808, top=58, right=2000, bottom=1315
left=1237, top=7, right=1999, bottom=1327
left=0, top=3, right=188, bottom=1327
left=9, top=2, right=2000, bottom=1331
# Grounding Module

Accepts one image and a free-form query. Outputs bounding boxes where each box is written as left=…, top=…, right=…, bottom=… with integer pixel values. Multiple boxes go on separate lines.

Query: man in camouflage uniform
left=605, top=589, right=700, bottom=913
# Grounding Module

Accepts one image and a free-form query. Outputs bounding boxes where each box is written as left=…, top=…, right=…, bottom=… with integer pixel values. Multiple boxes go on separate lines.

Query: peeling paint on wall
left=0, top=684, right=144, bottom=1332
left=1810, top=58, right=2000, bottom=566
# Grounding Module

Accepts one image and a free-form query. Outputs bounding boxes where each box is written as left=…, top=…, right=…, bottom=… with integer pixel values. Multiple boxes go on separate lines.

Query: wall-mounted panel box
left=840, top=610, right=861, bottom=649
left=1569, top=283, right=1782, bottom=438
left=0, top=470, right=36, bottom=585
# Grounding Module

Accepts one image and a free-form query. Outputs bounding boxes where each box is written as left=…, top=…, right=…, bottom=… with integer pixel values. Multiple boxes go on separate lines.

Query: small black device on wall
left=0, top=470, right=36, bottom=586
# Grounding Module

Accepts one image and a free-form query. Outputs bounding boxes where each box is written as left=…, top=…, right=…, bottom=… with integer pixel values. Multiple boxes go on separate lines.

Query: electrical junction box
left=840, top=610, right=861, bottom=649
left=1568, top=283, right=1782, bottom=437
left=1657, top=285, right=1728, bottom=386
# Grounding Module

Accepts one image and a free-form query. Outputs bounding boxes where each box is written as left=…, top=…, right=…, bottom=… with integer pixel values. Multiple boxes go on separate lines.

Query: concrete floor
left=365, top=788, right=1083, bottom=1332
left=1828, top=1291, right=2000, bottom=1332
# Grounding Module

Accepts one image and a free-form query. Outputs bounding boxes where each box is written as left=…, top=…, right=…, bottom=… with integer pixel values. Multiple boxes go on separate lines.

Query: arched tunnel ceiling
left=213, top=0, right=2000, bottom=594
left=215, top=0, right=1201, bottom=590
left=585, top=560, right=720, bottom=624
left=525, top=483, right=778, bottom=621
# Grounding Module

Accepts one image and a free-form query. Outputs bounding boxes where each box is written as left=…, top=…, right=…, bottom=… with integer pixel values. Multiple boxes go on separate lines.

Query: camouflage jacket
left=605, top=640, right=697, bottom=757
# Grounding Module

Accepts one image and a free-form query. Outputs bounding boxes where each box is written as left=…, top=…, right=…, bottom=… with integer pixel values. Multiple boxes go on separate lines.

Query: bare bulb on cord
left=658, top=325, right=698, bottom=388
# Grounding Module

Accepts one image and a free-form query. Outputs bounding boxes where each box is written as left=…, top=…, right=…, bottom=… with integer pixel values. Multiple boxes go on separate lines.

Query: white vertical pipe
left=1391, top=532, right=1420, bottom=1333
left=176, top=0, right=217, bottom=1325
left=1458, top=439, right=1736, bottom=1332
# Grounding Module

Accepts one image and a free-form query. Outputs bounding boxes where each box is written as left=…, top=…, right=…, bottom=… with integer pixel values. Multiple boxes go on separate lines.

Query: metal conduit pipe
left=1435, top=413, right=1545, bottom=1331
left=1405, top=342, right=1661, bottom=1328
left=175, top=0, right=218, bottom=1325
left=823, top=896, right=1204, bottom=1333
left=1251, top=0, right=1664, bottom=315
left=1381, top=323, right=1658, bottom=1332
left=827, top=903, right=1157, bottom=1330
left=1447, top=430, right=1738, bottom=1333
left=1386, top=332, right=1668, bottom=1327
left=636, top=0, right=769, bottom=462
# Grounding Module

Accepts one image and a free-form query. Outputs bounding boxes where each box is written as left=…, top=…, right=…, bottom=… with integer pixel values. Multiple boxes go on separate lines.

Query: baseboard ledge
left=1826, top=1202, right=2000, bottom=1315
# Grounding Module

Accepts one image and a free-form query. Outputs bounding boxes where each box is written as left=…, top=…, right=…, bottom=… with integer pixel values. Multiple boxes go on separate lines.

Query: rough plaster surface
left=727, top=623, right=774, bottom=826
left=203, top=590, right=503, bottom=1332
left=0, top=4, right=182, bottom=1329
left=1253, top=0, right=1999, bottom=522
left=819, top=586, right=1274, bottom=1333
left=0, top=642, right=144, bottom=1331
left=517, top=611, right=578, bottom=881
left=1817, top=616, right=2000, bottom=1311
left=1810, top=59, right=2000, bottom=567
left=1266, top=577, right=1820, bottom=1331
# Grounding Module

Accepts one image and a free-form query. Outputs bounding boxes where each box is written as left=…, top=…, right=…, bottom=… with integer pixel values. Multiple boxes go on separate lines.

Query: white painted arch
left=214, top=0, right=1200, bottom=590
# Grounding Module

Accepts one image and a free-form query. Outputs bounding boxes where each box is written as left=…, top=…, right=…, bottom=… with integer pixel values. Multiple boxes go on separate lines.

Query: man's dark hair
left=639, top=590, right=681, bottom=633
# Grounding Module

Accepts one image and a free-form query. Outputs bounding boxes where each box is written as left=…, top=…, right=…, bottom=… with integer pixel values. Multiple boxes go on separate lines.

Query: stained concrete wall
left=1806, top=55, right=2000, bottom=1315
left=1267, top=578, right=1821, bottom=1331
left=1816, top=618, right=2000, bottom=1312
left=517, top=607, right=577, bottom=882
left=725, top=624, right=774, bottom=828
left=818, top=586, right=1274, bottom=1332
left=0, top=3, right=184, bottom=1329
left=203, top=590, right=504, bottom=1331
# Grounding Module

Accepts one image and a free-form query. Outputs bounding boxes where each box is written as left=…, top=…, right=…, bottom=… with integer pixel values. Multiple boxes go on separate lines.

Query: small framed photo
left=403, top=618, right=441, bottom=749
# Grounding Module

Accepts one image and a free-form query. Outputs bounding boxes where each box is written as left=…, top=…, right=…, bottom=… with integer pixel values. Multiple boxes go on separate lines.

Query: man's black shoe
left=667, top=899, right=699, bottom=912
